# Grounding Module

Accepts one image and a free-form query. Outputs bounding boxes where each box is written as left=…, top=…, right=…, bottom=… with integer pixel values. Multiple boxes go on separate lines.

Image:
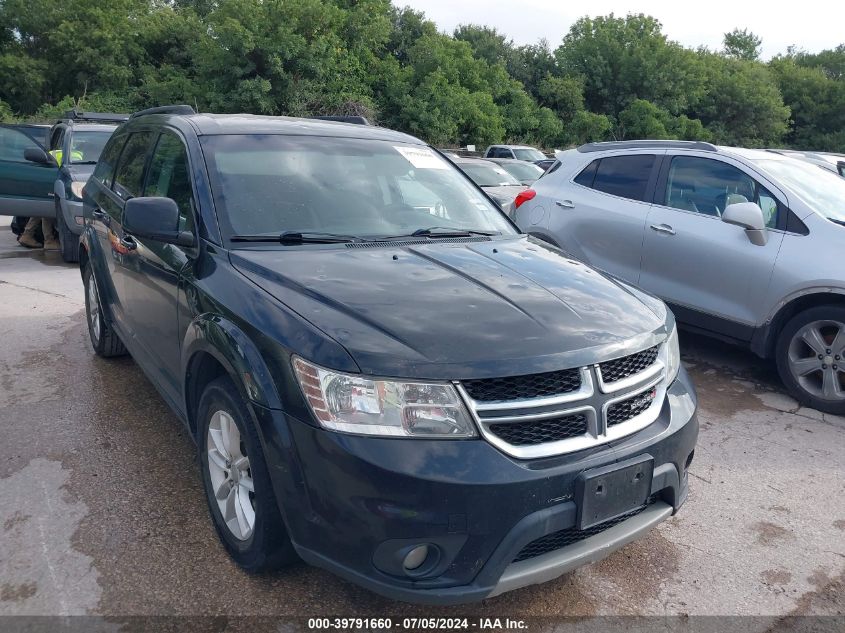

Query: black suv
left=80, top=106, right=698, bottom=604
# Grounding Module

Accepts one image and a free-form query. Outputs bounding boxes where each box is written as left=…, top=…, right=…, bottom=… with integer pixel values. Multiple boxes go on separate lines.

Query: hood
left=230, top=237, right=668, bottom=379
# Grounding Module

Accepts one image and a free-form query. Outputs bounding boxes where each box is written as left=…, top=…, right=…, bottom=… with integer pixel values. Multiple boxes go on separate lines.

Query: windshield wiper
left=407, top=226, right=499, bottom=238
left=231, top=231, right=362, bottom=244
left=70, top=160, right=98, bottom=165
left=829, top=218, right=845, bottom=227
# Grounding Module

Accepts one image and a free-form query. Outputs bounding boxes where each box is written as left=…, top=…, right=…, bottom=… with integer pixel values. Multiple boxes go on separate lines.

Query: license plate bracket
left=576, top=455, right=654, bottom=530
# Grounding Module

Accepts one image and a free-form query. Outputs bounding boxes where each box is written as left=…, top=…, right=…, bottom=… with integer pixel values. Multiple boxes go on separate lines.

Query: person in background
left=17, top=145, right=77, bottom=250
left=18, top=216, right=58, bottom=250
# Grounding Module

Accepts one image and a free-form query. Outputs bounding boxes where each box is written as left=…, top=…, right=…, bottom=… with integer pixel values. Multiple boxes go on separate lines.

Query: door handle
left=650, top=223, right=676, bottom=235
left=555, top=199, right=575, bottom=209
left=120, top=235, right=138, bottom=251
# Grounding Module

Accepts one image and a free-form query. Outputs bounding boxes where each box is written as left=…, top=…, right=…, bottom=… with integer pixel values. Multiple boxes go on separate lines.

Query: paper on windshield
left=394, top=146, right=448, bottom=169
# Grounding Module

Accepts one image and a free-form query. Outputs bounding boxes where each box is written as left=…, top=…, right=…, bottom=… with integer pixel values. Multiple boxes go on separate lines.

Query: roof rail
left=311, top=115, right=371, bottom=126
left=577, top=140, right=718, bottom=153
left=62, top=110, right=129, bottom=123
left=129, top=105, right=197, bottom=119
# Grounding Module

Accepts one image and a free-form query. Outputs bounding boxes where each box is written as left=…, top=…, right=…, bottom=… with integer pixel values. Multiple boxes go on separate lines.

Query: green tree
left=771, top=56, right=845, bottom=150
left=568, top=111, right=613, bottom=144
left=555, top=14, right=705, bottom=117
left=694, top=55, right=790, bottom=146
left=454, top=24, right=512, bottom=67
left=723, top=28, right=762, bottom=61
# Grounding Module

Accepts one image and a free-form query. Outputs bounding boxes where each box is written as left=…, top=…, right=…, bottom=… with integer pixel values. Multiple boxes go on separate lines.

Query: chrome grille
left=599, top=346, right=659, bottom=383
left=607, top=386, right=658, bottom=427
left=458, top=341, right=667, bottom=459
left=462, top=368, right=581, bottom=402
left=489, top=413, right=588, bottom=446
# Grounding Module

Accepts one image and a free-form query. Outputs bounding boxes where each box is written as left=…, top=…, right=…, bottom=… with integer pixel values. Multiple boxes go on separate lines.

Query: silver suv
left=513, top=140, right=845, bottom=414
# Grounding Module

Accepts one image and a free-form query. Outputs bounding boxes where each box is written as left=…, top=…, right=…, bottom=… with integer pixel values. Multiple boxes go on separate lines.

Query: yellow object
left=48, top=149, right=84, bottom=166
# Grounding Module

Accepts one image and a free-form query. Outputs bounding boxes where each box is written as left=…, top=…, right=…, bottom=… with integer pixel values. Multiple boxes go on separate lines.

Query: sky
left=399, top=0, right=845, bottom=59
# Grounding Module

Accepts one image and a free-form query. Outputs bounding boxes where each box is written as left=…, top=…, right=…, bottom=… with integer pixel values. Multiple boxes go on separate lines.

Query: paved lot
left=0, top=216, right=843, bottom=625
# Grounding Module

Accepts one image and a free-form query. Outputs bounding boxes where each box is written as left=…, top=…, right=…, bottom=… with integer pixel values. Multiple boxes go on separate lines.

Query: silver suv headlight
left=70, top=181, right=86, bottom=200
left=292, top=357, right=477, bottom=438
left=665, top=323, right=681, bottom=384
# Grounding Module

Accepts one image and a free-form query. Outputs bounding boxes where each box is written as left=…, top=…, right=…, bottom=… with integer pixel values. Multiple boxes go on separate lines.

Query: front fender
left=182, top=313, right=283, bottom=411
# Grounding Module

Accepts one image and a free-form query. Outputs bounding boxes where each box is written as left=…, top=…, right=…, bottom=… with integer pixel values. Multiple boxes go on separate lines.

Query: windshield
left=459, top=163, right=521, bottom=187
left=513, top=148, right=546, bottom=162
left=498, top=161, right=544, bottom=182
left=754, top=158, right=845, bottom=222
left=68, top=131, right=112, bottom=164
left=201, top=135, right=516, bottom=240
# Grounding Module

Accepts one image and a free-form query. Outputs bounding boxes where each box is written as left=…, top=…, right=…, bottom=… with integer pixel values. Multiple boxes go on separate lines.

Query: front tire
left=56, top=200, right=79, bottom=263
left=776, top=306, right=845, bottom=415
left=83, top=262, right=126, bottom=357
left=198, top=376, right=298, bottom=572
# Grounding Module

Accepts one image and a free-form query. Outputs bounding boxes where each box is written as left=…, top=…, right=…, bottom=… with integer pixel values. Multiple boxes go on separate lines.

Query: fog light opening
left=402, top=544, right=429, bottom=571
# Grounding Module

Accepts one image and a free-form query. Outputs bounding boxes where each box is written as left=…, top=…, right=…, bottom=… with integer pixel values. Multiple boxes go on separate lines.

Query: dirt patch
left=2, top=512, right=30, bottom=531
left=833, top=519, right=845, bottom=531
left=752, top=521, right=793, bottom=546
left=0, top=582, right=37, bottom=602
left=761, top=569, right=793, bottom=586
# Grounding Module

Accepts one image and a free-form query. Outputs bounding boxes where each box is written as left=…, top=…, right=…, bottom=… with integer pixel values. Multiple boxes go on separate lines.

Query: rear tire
left=83, top=262, right=126, bottom=357
left=198, top=376, right=298, bottom=572
left=56, top=201, right=79, bottom=263
left=776, top=305, right=845, bottom=415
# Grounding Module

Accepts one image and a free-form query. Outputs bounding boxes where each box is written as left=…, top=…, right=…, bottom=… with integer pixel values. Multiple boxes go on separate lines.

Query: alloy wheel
left=87, top=273, right=101, bottom=342
left=787, top=319, right=845, bottom=401
left=206, top=410, right=256, bottom=541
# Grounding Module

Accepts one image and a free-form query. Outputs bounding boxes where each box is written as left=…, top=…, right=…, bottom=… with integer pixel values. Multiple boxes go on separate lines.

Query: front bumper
left=257, top=366, right=698, bottom=604
left=59, top=197, right=84, bottom=235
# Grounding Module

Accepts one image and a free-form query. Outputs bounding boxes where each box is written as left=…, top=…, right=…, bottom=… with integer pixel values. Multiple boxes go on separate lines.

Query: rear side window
left=591, top=155, right=656, bottom=202
left=0, top=127, right=44, bottom=163
left=573, top=160, right=598, bottom=187
left=92, top=133, right=127, bottom=189
left=144, top=131, right=196, bottom=232
left=113, top=132, right=154, bottom=200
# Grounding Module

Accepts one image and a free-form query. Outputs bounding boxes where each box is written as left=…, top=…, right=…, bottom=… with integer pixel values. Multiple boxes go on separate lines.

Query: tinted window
left=0, top=127, right=42, bottom=163
left=201, top=135, right=515, bottom=239
left=93, top=133, right=127, bottom=189
left=666, top=156, right=778, bottom=228
left=144, top=131, right=195, bottom=232
left=113, top=132, right=154, bottom=200
left=573, top=160, right=598, bottom=187
left=592, top=155, right=655, bottom=202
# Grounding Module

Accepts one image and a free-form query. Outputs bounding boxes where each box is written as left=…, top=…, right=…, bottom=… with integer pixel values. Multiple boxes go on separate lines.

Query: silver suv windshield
left=201, top=135, right=516, bottom=240
left=754, top=158, right=845, bottom=223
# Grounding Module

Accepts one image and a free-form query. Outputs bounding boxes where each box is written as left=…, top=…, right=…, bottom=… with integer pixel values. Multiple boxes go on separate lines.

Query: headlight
left=665, top=323, right=681, bottom=384
left=70, top=181, right=86, bottom=199
left=292, top=357, right=477, bottom=438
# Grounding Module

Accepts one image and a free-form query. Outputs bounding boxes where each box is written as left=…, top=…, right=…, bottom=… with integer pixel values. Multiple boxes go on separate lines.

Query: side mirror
left=722, top=201, right=768, bottom=246
left=24, top=147, right=55, bottom=166
left=123, top=197, right=195, bottom=247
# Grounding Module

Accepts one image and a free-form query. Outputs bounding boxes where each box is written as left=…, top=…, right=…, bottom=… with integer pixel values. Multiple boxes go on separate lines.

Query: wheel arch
left=753, top=290, right=845, bottom=358
left=182, top=314, right=283, bottom=440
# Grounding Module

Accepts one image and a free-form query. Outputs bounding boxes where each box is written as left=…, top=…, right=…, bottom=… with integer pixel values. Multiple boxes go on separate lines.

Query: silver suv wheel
left=787, top=319, right=845, bottom=401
